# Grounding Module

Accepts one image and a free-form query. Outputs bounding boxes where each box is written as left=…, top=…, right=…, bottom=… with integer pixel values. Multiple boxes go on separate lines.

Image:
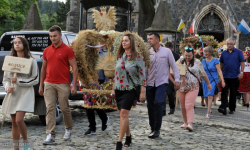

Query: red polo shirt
left=43, top=42, right=75, bottom=83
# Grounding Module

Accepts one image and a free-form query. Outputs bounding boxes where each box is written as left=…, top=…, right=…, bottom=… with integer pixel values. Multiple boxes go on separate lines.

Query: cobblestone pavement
left=0, top=97, right=250, bottom=150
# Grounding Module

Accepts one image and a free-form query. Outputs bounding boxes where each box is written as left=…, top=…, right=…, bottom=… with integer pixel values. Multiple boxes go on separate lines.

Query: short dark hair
left=49, top=25, right=62, bottom=34
left=149, top=32, right=160, bottom=40
left=165, top=41, right=173, bottom=48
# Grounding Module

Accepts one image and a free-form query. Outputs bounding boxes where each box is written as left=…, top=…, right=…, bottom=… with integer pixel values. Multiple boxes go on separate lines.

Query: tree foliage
left=39, top=0, right=70, bottom=30
left=0, top=0, right=71, bottom=37
left=0, top=0, right=39, bottom=35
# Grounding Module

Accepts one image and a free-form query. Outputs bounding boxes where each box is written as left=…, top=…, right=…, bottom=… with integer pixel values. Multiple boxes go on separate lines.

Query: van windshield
left=0, top=34, right=52, bottom=52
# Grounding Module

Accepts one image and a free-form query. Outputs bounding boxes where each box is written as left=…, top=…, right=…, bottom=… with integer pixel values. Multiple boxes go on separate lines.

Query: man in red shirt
left=39, top=25, right=78, bottom=145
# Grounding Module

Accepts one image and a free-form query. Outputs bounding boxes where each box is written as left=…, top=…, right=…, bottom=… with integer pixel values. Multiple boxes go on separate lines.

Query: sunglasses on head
left=185, top=47, right=193, bottom=51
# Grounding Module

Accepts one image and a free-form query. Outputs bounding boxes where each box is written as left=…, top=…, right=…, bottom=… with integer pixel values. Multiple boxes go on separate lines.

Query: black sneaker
left=168, top=109, right=175, bottom=115
left=148, top=130, right=160, bottom=139
left=85, top=129, right=96, bottom=135
left=102, top=116, right=109, bottom=131
left=163, top=111, right=166, bottom=116
left=148, top=130, right=154, bottom=138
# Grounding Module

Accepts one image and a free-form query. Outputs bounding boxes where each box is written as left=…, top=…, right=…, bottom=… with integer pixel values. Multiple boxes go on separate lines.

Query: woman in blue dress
left=202, top=46, right=225, bottom=119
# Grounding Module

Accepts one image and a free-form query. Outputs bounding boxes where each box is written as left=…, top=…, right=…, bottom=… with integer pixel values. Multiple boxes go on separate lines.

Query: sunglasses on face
left=185, top=47, right=193, bottom=52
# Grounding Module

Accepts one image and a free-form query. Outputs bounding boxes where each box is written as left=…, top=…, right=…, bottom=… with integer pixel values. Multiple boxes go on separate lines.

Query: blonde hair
left=204, top=46, right=214, bottom=56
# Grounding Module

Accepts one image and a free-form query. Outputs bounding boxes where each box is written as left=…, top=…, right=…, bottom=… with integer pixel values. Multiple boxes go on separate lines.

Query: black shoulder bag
left=205, top=59, right=219, bottom=95
left=122, top=57, right=141, bottom=101
left=184, top=60, right=203, bottom=95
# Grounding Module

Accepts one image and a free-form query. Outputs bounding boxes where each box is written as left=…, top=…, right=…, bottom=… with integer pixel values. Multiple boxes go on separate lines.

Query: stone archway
left=194, top=3, right=230, bottom=40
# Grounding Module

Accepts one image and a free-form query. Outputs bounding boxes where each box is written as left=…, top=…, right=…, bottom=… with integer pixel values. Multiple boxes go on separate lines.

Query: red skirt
left=238, top=72, right=250, bottom=93
left=218, top=82, right=222, bottom=92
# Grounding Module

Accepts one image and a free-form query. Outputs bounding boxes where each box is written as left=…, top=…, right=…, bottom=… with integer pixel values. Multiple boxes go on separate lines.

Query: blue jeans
left=146, top=83, right=168, bottom=130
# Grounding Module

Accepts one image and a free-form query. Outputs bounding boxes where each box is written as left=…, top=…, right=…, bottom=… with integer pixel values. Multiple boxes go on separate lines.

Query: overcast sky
left=53, top=0, right=66, bottom=3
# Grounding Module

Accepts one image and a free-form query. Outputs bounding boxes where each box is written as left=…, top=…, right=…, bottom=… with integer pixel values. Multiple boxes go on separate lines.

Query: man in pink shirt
left=146, top=33, right=180, bottom=138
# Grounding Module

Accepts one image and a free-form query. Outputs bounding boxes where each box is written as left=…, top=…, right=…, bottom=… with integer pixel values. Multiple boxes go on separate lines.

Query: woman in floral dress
left=112, top=34, right=146, bottom=150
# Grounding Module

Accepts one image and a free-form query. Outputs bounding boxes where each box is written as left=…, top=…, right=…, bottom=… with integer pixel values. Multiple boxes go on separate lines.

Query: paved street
left=0, top=97, right=250, bottom=150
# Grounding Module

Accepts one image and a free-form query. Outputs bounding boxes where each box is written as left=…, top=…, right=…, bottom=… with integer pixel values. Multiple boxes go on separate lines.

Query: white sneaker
left=63, top=129, right=72, bottom=141
left=43, top=134, right=55, bottom=145
left=205, top=114, right=210, bottom=119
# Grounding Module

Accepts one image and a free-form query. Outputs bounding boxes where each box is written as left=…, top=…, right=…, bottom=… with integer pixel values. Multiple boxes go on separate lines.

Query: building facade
left=66, top=0, right=250, bottom=50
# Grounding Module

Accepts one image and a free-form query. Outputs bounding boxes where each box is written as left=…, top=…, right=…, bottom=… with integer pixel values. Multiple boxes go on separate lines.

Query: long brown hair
left=10, top=36, right=33, bottom=58
left=116, top=34, right=138, bottom=61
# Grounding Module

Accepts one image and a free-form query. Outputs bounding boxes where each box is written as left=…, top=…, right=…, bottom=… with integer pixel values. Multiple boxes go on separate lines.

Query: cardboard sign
left=170, top=64, right=186, bottom=75
left=2, top=56, right=32, bottom=74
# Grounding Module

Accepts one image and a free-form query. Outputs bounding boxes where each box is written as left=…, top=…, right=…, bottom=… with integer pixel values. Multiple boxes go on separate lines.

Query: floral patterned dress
left=238, top=62, right=250, bottom=93
left=176, top=58, right=207, bottom=92
left=114, top=52, right=146, bottom=91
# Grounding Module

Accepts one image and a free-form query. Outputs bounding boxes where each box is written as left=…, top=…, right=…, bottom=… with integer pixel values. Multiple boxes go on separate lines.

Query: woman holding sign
left=176, top=45, right=211, bottom=131
left=2, top=36, right=39, bottom=150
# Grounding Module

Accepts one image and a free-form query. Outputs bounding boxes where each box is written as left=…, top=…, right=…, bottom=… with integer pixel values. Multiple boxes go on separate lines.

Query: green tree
left=0, top=0, right=39, bottom=35
left=55, top=0, right=70, bottom=30
left=0, top=0, right=10, bottom=16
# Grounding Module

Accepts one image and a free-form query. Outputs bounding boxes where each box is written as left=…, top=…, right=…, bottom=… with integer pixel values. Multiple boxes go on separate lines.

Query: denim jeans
left=146, top=83, right=168, bottom=130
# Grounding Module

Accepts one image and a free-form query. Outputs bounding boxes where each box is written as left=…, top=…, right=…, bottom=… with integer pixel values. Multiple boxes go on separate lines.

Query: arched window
left=198, top=12, right=223, bottom=31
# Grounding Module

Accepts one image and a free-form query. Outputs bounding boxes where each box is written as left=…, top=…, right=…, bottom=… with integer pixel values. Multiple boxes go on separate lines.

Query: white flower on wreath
left=100, top=30, right=116, bottom=35
left=195, top=48, right=202, bottom=55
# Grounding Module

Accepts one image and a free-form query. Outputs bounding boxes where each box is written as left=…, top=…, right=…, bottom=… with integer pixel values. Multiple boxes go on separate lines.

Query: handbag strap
left=184, top=60, right=202, bottom=86
left=204, top=59, right=217, bottom=85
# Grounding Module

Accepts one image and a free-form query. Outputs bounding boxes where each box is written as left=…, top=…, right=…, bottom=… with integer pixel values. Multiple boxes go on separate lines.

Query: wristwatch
left=240, top=72, right=243, bottom=74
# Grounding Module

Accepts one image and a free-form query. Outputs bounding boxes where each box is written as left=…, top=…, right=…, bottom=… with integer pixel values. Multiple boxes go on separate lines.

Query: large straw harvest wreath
left=180, top=35, right=219, bottom=59
left=70, top=7, right=150, bottom=109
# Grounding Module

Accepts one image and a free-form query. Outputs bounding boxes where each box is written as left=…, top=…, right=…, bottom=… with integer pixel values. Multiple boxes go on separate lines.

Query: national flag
left=238, top=19, right=250, bottom=35
left=188, top=20, right=195, bottom=34
left=229, top=20, right=237, bottom=33
left=177, top=19, right=185, bottom=31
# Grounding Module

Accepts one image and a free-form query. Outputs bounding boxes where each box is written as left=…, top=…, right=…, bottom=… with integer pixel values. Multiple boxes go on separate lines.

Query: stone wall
left=166, top=0, right=250, bottom=50
left=66, top=0, right=140, bottom=33
left=66, top=0, right=250, bottom=49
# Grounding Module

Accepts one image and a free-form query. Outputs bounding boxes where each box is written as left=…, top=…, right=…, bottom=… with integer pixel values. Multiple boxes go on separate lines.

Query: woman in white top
left=238, top=50, right=250, bottom=109
left=2, top=36, right=39, bottom=150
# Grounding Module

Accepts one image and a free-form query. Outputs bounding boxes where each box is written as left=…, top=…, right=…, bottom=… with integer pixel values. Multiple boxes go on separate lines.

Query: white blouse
left=244, top=62, right=250, bottom=73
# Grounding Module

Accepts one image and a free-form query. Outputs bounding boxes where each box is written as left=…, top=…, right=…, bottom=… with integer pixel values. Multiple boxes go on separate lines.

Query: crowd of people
left=1, top=25, right=249, bottom=150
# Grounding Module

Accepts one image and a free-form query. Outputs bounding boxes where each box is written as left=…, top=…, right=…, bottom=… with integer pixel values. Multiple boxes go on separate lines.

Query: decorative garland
left=70, top=7, right=149, bottom=109
left=180, top=35, right=219, bottom=59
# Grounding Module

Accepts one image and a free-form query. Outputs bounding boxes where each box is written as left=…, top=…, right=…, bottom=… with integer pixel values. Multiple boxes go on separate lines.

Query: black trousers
left=86, top=79, right=107, bottom=131
left=86, top=109, right=107, bottom=131
left=164, top=80, right=176, bottom=111
left=219, top=78, right=239, bottom=111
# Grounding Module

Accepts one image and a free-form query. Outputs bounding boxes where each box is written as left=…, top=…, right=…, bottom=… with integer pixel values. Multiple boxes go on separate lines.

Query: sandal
left=124, top=134, right=132, bottom=147
left=180, top=123, right=187, bottom=128
left=186, top=124, right=193, bottom=132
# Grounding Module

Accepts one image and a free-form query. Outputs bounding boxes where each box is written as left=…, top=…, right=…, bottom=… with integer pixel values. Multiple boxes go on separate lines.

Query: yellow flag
left=177, top=19, right=185, bottom=31
left=159, top=34, right=162, bottom=42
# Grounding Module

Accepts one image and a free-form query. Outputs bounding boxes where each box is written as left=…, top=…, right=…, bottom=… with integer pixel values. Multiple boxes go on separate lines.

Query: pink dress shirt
left=146, top=46, right=180, bottom=87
